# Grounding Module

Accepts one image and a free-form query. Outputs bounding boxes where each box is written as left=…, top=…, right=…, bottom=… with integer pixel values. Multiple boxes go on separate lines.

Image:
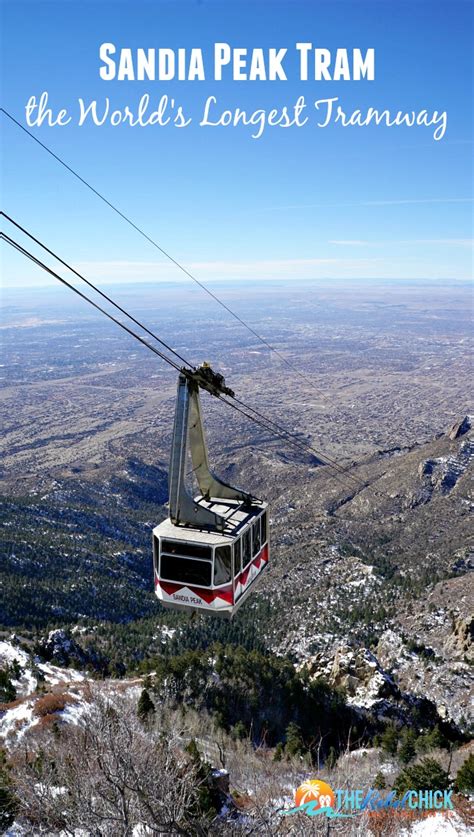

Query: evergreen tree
left=455, top=754, right=474, bottom=793
left=137, top=688, right=155, bottom=722
left=284, top=722, right=305, bottom=757
left=185, top=739, right=220, bottom=819
left=232, top=720, right=247, bottom=740
left=10, top=659, right=21, bottom=680
left=426, top=724, right=448, bottom=751
left=185, top=738, right=201, bottom=766
left=273, top=742, right=284, bottom=762
left=394, top=758, right=450, bottom=795
left=326, top=746, right=338, bottom=770
left=415, top=724, right=448, bottom=754
left=380, top=723, right=399, bottom=756
left=0, top=668, right=16, bottom=703
left=399, top=728, right=417, bottom=764
left=373, top=772, right=386, bottom=789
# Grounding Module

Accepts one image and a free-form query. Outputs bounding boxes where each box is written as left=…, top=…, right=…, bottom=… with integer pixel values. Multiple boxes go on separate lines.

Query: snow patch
left=400, top=812, right=472, bottom=836
left=0, top=640, right=30, bottom=668
left=0, top=699, right=36, bottom=742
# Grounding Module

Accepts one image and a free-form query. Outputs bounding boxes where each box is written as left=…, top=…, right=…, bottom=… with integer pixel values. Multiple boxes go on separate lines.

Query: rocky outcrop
left=377, top=583, right=473, bottom=730
left=36, top=629, right=107, bottom=672
left=297, top=643, right=452, bottom=733
left=445, top=614, right=473, bottom=659
left=299, top=645, right=400, bottom=708
left=415, top=436, right=473, bottom=501
left=448, top=415, right=472, bottom=440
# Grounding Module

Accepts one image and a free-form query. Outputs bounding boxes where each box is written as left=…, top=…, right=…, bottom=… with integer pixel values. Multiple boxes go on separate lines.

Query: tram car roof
left=153, top=497, right=267, bottom=546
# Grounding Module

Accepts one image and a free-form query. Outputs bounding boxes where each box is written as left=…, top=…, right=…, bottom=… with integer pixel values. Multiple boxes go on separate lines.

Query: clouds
left=329, top=239, right=473, bottom=247
left=74, top=255, right=383, bottom=283
left=262, top=198, right=474, bottom=212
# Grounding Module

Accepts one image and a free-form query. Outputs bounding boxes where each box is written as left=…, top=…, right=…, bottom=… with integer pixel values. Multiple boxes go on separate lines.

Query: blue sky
left=1, top=0, right=473, bottom=287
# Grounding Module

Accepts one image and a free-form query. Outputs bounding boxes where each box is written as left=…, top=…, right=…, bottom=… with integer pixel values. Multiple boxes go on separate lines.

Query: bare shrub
left=11, top=691, right=206, bottom=836
left=33, top=692, right=76, bottom=717
left=0, top=697, right=27, bottom=712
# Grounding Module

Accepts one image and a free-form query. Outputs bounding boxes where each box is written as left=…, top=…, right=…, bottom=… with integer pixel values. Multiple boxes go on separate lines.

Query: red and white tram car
left=153, top=366, right=269, bottom=618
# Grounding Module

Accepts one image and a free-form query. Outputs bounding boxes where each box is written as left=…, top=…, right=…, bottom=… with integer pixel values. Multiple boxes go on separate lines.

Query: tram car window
left=234, top=538, right=242, bottom=574
left=242, top=528, right=252, bottom=568
left=253, top=520, right=261, bottom=555
left=214, top=545, right=232, bottom=585
left=160, top=552, right=212, bottom=587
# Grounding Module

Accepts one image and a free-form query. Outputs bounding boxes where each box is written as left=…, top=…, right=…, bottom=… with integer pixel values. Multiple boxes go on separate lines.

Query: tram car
left=153, top=366, right=269, bottom=617
left=153, top=498, right=268, bottom=615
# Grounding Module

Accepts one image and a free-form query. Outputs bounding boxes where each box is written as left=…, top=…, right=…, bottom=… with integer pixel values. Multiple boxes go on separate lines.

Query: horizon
left=2, top=274, right=473, bottom=297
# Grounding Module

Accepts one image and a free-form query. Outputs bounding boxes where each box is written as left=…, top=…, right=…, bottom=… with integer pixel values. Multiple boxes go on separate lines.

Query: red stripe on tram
left=156, top=578, right=234, bottom=605
left=237, top=544, right=268, bottom=587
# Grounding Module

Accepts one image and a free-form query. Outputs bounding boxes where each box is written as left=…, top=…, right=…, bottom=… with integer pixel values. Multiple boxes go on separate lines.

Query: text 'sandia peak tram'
left=153, top=365, right=269, bottom=617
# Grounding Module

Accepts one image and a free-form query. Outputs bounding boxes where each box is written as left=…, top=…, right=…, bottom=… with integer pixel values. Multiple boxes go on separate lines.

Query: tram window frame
left=242, top=528, right=252, bottom=568
left=261, top=512, right=268, bottom=545
left=252, top=519, right=261, bottom=556
left=214, top=545, right=232, bottom=585
left=153, top=535, right=159, bottom=570
left=234, top=538, right=242, bottom=575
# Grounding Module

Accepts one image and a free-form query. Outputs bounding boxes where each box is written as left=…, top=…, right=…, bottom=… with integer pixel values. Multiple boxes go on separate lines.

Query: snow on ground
left=344, top=747, right=372, bottom=759
left=0, top=640, right=30, bottom=668
left=1, top=639, right=86, bottom=695
left=37, top=660, right=86, bottom=686
left=400, top=812, right=472, bottom=836
left=379, top=759, right=398, bottom=776
left=1, top=639, right=90, bottom=746
left=1, top=694, right=88, bottom=745
left=152, top=626, right=177, bottom=643
left=61, top=697, right=89, bottom=726
left=0, top=699, right=36, bottom=742
left=13, top=666, right=37, bottom=697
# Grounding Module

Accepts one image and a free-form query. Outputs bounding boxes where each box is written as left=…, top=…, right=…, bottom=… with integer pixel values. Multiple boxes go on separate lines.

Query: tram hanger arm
left=182, top=363, right=235, bottom=398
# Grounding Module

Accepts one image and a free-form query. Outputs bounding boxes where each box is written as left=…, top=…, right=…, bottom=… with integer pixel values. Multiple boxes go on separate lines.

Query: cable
left=1, top=211, right=363, bottom=491
left=0, top=107, right=316, bottom=390
left=216, top=395, right=368, bottom=499
left=228, top=393, right=369, bottom=491
left=1, top=212, right=360, bottom=482
left=0, top=232, right=183, bottom=374
left=0, top=211, right=195, bottom=372
left=1, top=211, right=421, bottom=494
left=1, top=229, right=385, bottom=500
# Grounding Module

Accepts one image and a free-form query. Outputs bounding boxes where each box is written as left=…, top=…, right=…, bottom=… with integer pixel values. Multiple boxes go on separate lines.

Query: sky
left=1, top=0, right=473, bottom=289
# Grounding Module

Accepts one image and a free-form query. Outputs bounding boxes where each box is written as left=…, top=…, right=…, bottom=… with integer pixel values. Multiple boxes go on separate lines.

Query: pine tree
left=455, top=754, right=474, bottom=793
left=137, top=688, right=155, bottom=721
left=380, top=723, right=399, bottom=756
left=273, top=742, right=284, bottom=762
left=326, top=746, right=338, bottom=770
left=399, top=728, right=417, bottom=764
left=394, top=758, right=450, bottom=795
left=185, top=738, right=201, bottom=766
left=373, top=772, right=386, bottom=789
left=0, top=669, right=16, bottom=703
left=426, top=724, right=448, bottom=751
left=284, top=722, right=305, bottom=757
left=185, top=739, right=219, bottom=819
left=232, top=720, right=247, bottom=740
